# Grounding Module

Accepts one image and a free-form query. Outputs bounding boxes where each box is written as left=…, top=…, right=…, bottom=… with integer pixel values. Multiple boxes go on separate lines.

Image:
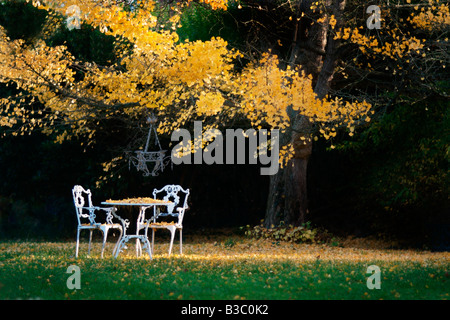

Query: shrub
left=242, top=221, right=332, bottom=244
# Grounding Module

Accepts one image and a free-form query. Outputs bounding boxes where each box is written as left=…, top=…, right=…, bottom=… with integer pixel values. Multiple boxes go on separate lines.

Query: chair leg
left=168, top=226, right=176, bottom=256
left=76, top=228, right=81, bottom=258
left=88, top=230, right=93, bottom=255
left=114, top=237, right=126, bottom=259
left=151, top=228, right=155, bottom=254
left=179, top=229, right=183, bottom=255
left=142, top=237, right=152, bottom=260
left=101, top=227, right=109, bottom=259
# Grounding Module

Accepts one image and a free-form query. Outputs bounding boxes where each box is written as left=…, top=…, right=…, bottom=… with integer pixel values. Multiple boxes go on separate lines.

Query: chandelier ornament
left=128, top=114, right=172, bottom=177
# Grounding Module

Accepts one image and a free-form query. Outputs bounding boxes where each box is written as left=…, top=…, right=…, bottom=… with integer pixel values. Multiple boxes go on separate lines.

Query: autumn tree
left=217, top=0, right=449, bottom=227
left=0, top=0, right=448, bottom=228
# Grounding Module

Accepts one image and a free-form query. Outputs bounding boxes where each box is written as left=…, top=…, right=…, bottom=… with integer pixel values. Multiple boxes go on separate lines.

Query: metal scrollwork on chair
left=72, top=185, right=125, bottom=258
left=128, top=114, right=172, bottom=177
left=136, top=185, right=190, bottom=256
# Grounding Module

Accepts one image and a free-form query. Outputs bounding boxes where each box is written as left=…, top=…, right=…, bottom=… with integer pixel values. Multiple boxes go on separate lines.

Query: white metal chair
left=72, top=185, right=123, bottom=258
left=137, top=185, right=190, bottom=256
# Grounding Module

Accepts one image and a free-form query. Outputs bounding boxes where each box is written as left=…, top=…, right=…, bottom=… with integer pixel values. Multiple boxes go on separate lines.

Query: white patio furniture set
left=72, top=184, right=190, bottom=259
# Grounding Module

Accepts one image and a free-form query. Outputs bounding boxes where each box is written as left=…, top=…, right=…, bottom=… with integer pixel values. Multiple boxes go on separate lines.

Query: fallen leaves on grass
left=0, top=235, right=448, bottom=300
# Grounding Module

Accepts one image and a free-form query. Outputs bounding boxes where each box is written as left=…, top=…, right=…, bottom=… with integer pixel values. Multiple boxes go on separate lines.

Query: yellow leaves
left=237, top=54, right=292, bottom=130
left=1, top=0, right=374, bottom=155
left=317, top=17, right=326, bottom=24
left=329, top=15, right=337, bottom=29
left=231, top=54, right=372, bottom=161
left=195, top=91, right=225, bottom=116
left=335, top=24, right=425, bottom=60
left=334, top=27, right=351, bottom=41
left=409, top=0, right=450, bottom=31
left=187, top=0, right=228, bottom=11
left=332, top=2, right=445, bottom=64
left=38, top=0, right=162, bottom=47
left=0, top=31, right=85, bottom=137
left=165, top=37, right=237, bottom=88
left=279, top=143, right=295, bottom=168
left=317, top=15, right=336, bottom=29
left=348, top=126, right=355, bottom=137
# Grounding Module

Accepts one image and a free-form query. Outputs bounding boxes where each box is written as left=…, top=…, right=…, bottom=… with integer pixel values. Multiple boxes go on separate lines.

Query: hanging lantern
left=128, top=114, right=172, bottom=177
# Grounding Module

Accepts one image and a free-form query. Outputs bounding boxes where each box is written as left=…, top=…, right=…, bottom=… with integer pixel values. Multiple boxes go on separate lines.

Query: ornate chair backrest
left=152, top=185, right=190, bottom=225
left=72, top=185, right=95, bottom=225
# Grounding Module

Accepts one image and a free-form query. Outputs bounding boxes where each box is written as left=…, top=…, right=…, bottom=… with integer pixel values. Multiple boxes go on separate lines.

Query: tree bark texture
left=264, top=0, right=346, bottom=228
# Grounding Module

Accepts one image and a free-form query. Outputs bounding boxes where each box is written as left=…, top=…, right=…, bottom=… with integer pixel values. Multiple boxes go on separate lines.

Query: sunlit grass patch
left=0, top=236, right=448, bottom=300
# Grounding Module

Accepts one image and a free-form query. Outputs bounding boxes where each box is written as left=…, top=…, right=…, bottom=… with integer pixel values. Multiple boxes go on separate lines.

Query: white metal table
left=101, top=199, right=171, bottom=259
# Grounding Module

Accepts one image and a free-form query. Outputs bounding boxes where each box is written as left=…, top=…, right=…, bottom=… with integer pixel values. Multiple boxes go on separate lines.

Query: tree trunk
left=264, top=115, right=312, bottom=228
left=264, top=0, right=346, bottom=228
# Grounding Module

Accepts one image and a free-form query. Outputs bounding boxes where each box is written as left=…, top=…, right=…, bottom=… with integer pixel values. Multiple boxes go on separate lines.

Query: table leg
left=114, top=235, right=152, bottom=260
left=112, top=227, right=123, bottom=257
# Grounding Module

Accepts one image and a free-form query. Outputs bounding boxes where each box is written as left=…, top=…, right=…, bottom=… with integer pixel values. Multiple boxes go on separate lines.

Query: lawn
left=0, top=233, right=448, bottom=300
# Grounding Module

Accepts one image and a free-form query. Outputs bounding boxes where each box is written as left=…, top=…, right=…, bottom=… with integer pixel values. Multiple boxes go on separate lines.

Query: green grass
left=0, top=236, right=448, bottom=300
